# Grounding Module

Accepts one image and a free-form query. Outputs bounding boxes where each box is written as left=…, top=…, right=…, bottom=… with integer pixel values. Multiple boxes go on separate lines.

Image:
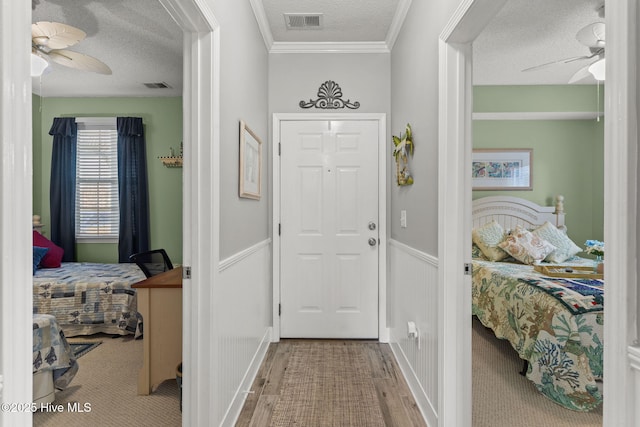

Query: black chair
left=129, top=249, right=174, bottom=278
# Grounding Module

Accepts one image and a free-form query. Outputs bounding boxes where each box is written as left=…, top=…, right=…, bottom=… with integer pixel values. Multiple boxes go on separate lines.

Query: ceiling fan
left=522, top=21, right=605, bottom=83
left=31, top=21, right=112, bottom=77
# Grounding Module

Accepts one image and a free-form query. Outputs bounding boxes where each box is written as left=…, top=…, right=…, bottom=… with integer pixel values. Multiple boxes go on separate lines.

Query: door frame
left=158, top=0, right=220, bottom=424
left=438, top=0, right=637, bottom=426
left=272, top=113, right=388, bottom=343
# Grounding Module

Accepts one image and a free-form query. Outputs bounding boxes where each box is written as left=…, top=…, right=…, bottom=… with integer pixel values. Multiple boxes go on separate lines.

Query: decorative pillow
left=471, top=244, right=487, bottom=260
left=532, top=221, right=582, bottom=263
left=472, top=220, right=509, bottom=261
left=33, top=230, right=64, bottom=268
left=498, top=225, right=556, bottom=265
left=33, top=246, right=49, bottom=274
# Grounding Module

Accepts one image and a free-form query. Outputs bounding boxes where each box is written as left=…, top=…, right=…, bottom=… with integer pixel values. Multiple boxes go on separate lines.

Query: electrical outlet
left=400, top=210, right=407, bottom=228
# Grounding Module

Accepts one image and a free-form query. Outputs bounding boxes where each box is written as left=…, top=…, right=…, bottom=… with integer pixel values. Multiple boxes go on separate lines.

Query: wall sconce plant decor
left=158, top=142, right=183, bottom=168
left=393, top=124, right=414, bottom=186
left=299, top=80, right=360, bottom=110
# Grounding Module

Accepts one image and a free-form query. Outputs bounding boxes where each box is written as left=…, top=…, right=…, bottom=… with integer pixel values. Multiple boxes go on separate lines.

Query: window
left=75, top=118, right=119, bottom=242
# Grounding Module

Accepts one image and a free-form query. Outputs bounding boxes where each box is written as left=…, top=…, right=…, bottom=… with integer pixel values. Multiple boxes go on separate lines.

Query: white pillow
left=472, top=220, right=509, bottom=262
left=532, top=221, right=582, bottom=263
left=498, top=225, right=556, bottom=265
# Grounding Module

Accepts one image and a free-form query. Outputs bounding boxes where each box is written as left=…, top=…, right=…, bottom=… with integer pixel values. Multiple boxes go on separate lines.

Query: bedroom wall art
left=472, top=148, right=532, bottom=190
left=239, top=120, right=262, bottom=200
left=299, top=80, right=360, bottom=109
left=393, top=123, right=414, bottom=186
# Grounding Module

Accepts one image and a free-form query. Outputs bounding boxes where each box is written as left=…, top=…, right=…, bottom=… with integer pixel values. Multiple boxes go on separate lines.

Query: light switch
left=400, top=210, right=407, bottom=228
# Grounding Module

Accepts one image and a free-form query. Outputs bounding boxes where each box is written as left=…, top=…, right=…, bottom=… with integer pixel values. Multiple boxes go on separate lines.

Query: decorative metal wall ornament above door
left=299, top=80, right=360, bottom=109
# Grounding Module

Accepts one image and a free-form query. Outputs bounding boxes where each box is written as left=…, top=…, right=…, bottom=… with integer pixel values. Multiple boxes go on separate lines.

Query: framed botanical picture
left=471, top=149, right=532, bottom=190
left=239, top=120, right=262, bottom=200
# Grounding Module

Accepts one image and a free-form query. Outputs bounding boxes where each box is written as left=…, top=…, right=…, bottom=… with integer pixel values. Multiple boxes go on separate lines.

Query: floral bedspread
left=33, top=262, right=146, bottom=337
left=472, top=258, right=603, bottom=411
left=33, top=314, right=78, bottom=389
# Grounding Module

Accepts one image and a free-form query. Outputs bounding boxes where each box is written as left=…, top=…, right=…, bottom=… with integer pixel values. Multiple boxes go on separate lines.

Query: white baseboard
left=390, top=341, right=437, bottom=427
left=220, top=327, right=272, bottom=427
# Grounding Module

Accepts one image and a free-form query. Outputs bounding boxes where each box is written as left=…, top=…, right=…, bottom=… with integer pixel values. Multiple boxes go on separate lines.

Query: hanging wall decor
left=393, top=124, right=414, bottom=186
left=299, top=80, right=360, bottom=110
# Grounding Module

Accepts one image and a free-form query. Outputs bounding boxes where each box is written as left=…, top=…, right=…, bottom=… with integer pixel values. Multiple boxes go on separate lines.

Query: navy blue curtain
left=49, top=117, right=77, bottom=262
left=117, top=117, right=150, bottom=262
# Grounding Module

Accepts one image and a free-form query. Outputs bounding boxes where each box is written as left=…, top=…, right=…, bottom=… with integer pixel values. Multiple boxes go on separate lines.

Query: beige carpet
left=33, top=334, right=181, bottom=427
left=472, top=317, right=603, bottom=427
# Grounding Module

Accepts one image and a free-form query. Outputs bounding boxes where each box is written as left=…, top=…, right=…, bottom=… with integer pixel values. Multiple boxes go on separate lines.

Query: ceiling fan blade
left=521, top=55, right=591, bottom=72
left=576, top=22, right=605, bottom=48
left=47, top=49, right=112, bottom=75
left=568, top=64, right=592, bottom=84
left=32, top=21, right=85, bottom=50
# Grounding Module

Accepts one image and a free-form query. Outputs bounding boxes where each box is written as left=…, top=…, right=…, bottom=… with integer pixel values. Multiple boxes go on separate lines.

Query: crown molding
left=269, top=41, right=390, bottom=54
left=249, top=0, right=274, bottom=51
left=385, top=0, right=412, bottom=50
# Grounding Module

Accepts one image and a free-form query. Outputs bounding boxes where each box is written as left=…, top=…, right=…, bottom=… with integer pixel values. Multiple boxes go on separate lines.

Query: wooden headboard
left=472, top=195, right=566, bottom=231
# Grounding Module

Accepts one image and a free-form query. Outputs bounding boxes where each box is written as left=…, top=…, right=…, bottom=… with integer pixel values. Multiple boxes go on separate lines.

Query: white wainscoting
left=388, top=239, right=439, bottom=427
left=216, top=239, right=273, bottom=426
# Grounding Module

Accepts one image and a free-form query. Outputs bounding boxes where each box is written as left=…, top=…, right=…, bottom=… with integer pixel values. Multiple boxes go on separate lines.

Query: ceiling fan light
left=31, top=53, right=48, bottom=77
left=588, top=58, right=606, bottom=81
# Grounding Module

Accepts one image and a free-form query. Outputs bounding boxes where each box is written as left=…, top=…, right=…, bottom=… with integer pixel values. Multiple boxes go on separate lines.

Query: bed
left=471, top=195, right=603, bottom=412
left=33, top=314, right=78, bottom=403
left=33, top=262, right=146, bottom=337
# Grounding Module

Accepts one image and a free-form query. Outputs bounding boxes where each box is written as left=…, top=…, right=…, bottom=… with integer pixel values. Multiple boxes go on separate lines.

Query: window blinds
left=75, top=121, right=119, bottom=240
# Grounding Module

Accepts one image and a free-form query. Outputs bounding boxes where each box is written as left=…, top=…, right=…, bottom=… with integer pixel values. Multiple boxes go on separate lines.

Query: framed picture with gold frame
left=239, top=120, right=262, bottom=200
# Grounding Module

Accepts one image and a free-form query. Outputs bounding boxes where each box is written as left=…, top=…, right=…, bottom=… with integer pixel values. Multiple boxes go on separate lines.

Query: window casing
left=75, top=118, right=119, bottom=242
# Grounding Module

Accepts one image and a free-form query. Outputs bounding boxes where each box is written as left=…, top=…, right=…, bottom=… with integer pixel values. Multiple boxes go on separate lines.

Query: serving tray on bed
left=534, top=264, right=603, bottom=280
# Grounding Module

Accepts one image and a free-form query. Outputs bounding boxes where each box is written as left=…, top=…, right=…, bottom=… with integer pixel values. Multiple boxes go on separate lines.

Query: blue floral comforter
left=472, top=258, right=603, bottom=411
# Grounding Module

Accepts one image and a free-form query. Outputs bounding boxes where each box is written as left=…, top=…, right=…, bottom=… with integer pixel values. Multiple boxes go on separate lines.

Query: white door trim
left=603, top=0, right=639, bottom=424
left=437, top=1, right=509, bottom=426
left=272, top=113, right=388, bottom=343
left=0, top=2, right=34, bottom=425
left=439, top=0, right=637, bottom=426
left=153, top=1, right=220, bottom=425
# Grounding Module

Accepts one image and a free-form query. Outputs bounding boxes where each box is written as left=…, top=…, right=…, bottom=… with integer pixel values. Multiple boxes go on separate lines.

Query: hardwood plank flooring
left=236, top=340, right=427, bottom=427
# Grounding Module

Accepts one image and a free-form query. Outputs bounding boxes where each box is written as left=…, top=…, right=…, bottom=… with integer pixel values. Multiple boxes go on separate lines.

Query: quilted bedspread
left=33, top=314, right=78, bottom=389
left=33, top=262, right=146, bottom=337
left=472, top=258, right=603, bottom=411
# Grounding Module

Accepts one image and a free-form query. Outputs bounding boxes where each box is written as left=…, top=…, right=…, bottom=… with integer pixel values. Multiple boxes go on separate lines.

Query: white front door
left=279, top=120, right=379, bottom=338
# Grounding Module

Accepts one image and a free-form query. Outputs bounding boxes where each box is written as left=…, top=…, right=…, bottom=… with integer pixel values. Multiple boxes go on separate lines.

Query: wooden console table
left=132, top=266, right=182, bottom=395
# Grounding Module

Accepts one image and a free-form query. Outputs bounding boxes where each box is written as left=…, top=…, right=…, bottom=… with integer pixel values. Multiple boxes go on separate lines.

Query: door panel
left=280, top=120, right=379, bottom=338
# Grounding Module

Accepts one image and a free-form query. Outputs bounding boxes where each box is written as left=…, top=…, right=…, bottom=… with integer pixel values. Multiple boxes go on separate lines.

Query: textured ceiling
left=473, top=0, right=605, bottom=85
left=31, top=0, right=183, bottom=97
left=30, top=0, right=605, bottom=98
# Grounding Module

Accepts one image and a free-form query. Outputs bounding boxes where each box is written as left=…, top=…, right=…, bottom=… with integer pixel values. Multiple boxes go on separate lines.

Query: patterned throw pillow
left=472, top=220, right=509, bottom=262
left=532, top=221, right=582, bottom=263
left=33, top=230, right=64, bottom=268
left=471, top=244, right=487, bottom=260
left=33, top=246, right=49, bottom=275
left=498, top=225, right=556, bottom=265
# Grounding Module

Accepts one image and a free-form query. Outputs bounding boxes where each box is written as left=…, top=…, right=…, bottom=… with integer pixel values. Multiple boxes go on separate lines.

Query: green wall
left=33, top=97, right=183, bottom=264
left=473, top=85, right=604, bottom=252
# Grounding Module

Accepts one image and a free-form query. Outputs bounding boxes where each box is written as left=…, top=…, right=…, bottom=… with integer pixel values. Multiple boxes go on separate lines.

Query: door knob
left=368, top=238, right=377, bottom=246
left=368, top=221, right=376, bottom=230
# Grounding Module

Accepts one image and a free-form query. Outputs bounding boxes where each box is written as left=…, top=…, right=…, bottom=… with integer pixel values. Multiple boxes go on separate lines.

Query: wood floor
left=236, top=340, right=427, bottom=427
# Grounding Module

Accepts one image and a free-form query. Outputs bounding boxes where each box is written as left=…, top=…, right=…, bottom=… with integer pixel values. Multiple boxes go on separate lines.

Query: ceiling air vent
left=143, top=82, right=172, bottom=89
left=284, top=13, right=323, bottom=30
